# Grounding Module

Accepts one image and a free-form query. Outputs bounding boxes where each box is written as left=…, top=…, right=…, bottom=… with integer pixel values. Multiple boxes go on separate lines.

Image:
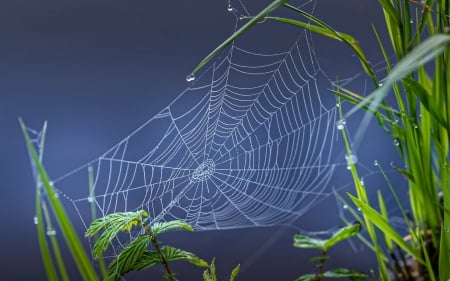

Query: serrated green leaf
left=293, top=234, right=325, bottom=250
left=323, top=222, right=361, bottom=250
left=322, top=268, right=366, bottom=280
left=106, top=235, right=151, bottom=281
left=162, top=246, right=209, bottom=268
left=86, top=210, right=148, bottom=258
left=151, top=220, right=193, bottom=238
left=132, top=250, right=161, bottom=271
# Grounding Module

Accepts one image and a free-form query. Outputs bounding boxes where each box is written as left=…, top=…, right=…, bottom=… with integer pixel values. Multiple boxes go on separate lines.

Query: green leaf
left=86, top=210, right=148, bottom=258
left=203, top=258, right=217, bottom=281
left=293, top=234, right=325, bottom=250
left=151, top=220, right=193, bottom=238
left=162, top=246, right=209, bottom=268
left=190, top=0, right=290, bottom=75
left=20, top=118, right=99, bottom=281
left=323, top=222, right=361, bottom=250
left=322, top=268, right=366, bottom=280
left=295, top=273, right=317, bottom=281
left=348, top=193, right=424, bottom=264
left=402, top=77, right=449, bottom=132
left=106, top=235, right=151, bottom=281
left=229, top=263, right=240, bottom=281
left=132, top=250, right=161, bottom=271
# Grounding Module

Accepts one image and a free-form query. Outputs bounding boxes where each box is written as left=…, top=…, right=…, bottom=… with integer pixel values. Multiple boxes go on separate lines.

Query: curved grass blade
left=190, top=0, right=290, bottom=76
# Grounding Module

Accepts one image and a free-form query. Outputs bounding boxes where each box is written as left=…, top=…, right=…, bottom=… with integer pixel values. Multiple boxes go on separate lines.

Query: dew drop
left=227, top=4, right=233, bottom=11
left=378, top=82, right=383, bottom=87
left=54, top=192, right=59, bottom=198
left=87, top=196, right=94, bottom=203
left=33, top=216, right=39, bottom=225
left=393, top=139, right=400, bottom=146
left=46, top=229, right=56, bottom=236
left=410, top=19, right=414, bottom=24
left=345, top=154, right=358, bottom=165
left=360, top=177, right=365, bottom=186
left=343, top=204, right=348, bottom=209
left=373, top=160, right=379, bottom=166
left=336, top=103, right=340, bottom=107
left=357, top=207, right=362, bottom=212
left=413, top=123, right=418, bottom=129
left=336, top=119, right=346, bottom=130
left=186, top=74, right=195, bottom=82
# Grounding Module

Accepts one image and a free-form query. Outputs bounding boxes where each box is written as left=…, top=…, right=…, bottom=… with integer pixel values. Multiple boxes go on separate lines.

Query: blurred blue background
left=1, top=0, right=406, bottom=280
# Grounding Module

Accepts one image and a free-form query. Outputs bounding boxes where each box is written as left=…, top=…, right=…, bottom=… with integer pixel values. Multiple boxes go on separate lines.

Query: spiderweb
left=29, top=0, right=392, bottom=264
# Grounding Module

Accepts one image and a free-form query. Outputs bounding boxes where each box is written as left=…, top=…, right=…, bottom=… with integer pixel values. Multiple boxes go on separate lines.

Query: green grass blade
left=20, top=118, right=99, bottom=281
left=32, top=122, right=59, bottom=281
left=88, top=165, right=108, bottom=278
left=349, top=193, right=424, bottom=264
left=346, top=34, right=450, bottom=147
left=190, top=0, right=290, bottom=76
left=41, top=201, right=70, bottom=281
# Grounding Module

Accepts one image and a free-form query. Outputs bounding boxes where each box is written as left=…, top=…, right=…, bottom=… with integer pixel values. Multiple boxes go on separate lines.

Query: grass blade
left=190, top=0, right=290, bottom=76
left=20, top=118, right=99, bottom=281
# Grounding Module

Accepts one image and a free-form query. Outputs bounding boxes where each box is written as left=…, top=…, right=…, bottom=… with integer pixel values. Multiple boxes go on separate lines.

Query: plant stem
left=145, top=227, right=174, bottom=281
left=315, top=250, right=327, bottom=281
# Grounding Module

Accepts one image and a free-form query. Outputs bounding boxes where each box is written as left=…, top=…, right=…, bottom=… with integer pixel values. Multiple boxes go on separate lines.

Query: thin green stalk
left=41, top=201, right=70, bottom=281
left=88, top=165, right=107, bottom=278
left=33, top=122, right=59, bottom=281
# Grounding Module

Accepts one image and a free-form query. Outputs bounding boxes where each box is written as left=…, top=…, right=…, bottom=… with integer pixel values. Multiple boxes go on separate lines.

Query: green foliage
left=85, top=210, right=148, bottom=258
left=86, top=211, right=207, bottom=281
left=203, top=258, right=240, bottom=281
left=192, top=0, right=449, bottom=279
left=294, top=223, right=365, bottom=281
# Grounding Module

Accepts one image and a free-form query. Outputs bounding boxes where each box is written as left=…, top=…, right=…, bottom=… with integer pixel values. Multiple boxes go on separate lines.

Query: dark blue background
left=1, top=1, right=404, bottom=280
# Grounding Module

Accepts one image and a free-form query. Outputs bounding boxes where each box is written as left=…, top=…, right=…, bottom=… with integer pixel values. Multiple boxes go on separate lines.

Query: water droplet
left=336, top=119, right=346, bottom=130
left=186, top=74, right=195, bottom=82
left=345, top=154, right=358, bottom=165
left=343, top=204, right=348, bottom=209
left=413, top=123, right=418, bottom=129
left=227, top=4, right=233, bottom=11
left=336, top=103, right=340, bottom=107
left=393, top=119, right=399, bottom=124
left=410, top=19, right=414, bottom=24
left=360, top=177, right=365, bottom=185
left=87, top=196, right=94, bottom=203
left=54, top=192, right=59, bottom=198
left=357, top=207, right=362, bottom=212
left=373, top=160, right=379, bottom=166
left=393, top=139, right=400, bottom=146
left=49, top=181, right=54, bottom=186
left=33, top=216, right=38, bottom=225
left=46, top=229, right=56, bottom=236
left=378, top=82, right=383, bottom=87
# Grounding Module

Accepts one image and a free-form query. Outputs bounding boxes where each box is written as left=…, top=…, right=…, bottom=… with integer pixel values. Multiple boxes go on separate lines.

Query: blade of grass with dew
left=348, top=194, right=424, bottom=264
left=337, top=97, right=390, bottom=279
left=190, top=0, right=290, bottom=76
left=20, top=118, right=99, bottom=280
left=41, top=201, right=70, bottom=281
left=32, top=122, right=58, bottom=281
left=345, top=34, right=450, bottom=149
left=88, top=165, right=107, bottom=278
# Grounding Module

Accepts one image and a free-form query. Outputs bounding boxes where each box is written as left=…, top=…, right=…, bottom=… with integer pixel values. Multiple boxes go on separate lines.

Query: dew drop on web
left=186, top=74, right=195, bottom=82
